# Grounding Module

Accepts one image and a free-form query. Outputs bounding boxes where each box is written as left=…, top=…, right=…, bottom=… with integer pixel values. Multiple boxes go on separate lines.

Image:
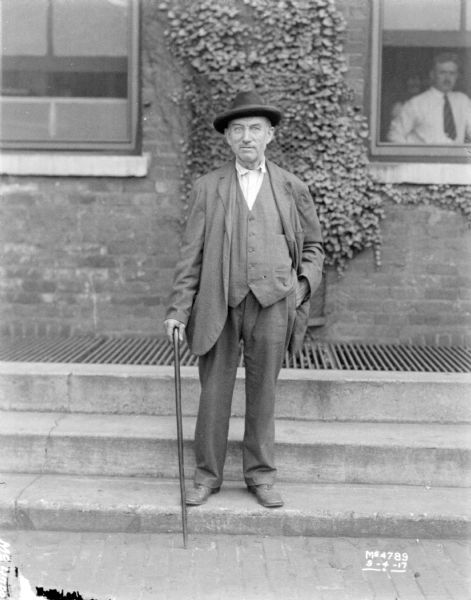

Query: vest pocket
left=273, top=235, right=296, bottom=294
left=272, top=234, right=293, bottom=273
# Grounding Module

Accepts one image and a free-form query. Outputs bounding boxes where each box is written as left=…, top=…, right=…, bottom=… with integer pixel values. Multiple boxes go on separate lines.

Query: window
left=0, top=0, right=140, bottom=152
left=370, top=0, right=471, bottom=162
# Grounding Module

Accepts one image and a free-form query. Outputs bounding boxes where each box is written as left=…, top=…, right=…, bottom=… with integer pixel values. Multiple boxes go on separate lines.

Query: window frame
left=0, top=0, right=141, bottom=154
left=369, top=0, right=471, bottom=164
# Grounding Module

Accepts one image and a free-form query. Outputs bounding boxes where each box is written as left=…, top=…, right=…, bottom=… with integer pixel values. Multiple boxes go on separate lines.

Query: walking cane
left=173, top=326, right=188, bottom=548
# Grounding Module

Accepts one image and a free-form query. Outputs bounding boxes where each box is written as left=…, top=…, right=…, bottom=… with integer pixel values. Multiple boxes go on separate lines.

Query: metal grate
left=0, top=335, right=470, bottom=373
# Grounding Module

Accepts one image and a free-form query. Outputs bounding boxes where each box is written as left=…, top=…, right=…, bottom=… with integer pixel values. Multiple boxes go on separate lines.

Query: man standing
left=164, top=90, right=324, bottom=508
left=388, top=52, right=471, bottom=144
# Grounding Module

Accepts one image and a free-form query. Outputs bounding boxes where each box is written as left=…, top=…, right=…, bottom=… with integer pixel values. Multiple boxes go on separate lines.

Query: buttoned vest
left=228, top=173, right=296, bottom=308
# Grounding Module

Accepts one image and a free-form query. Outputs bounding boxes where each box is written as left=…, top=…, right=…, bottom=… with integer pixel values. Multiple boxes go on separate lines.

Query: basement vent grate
left=0, top=335, right=470, bottom=373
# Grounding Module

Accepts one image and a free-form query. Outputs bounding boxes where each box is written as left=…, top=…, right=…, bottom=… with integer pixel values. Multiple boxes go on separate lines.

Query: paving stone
left=1, top=531, right=469, bottom=600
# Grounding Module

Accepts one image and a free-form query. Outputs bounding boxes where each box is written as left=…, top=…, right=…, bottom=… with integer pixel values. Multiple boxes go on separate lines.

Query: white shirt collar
left=235, top=158, right=266, bottom=176
left=430, top=86, right=451, bottom=99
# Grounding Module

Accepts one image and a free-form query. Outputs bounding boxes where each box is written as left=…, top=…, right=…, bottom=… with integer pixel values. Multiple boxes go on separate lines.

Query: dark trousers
left=193, top=291, right=296, bottom=488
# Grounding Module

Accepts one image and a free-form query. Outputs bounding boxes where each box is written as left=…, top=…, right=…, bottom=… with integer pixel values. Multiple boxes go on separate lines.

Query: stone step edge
left=2, top=411, right=470, bottom=449
left=2, top=361, right=471, bottom=383
left=1, top=473, right=469, bottom=539
left=3, top=362, right=470, bottom=424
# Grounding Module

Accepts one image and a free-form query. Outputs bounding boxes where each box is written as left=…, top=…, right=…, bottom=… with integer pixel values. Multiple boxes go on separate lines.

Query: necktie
left=443, top=94, right=457, bottom=140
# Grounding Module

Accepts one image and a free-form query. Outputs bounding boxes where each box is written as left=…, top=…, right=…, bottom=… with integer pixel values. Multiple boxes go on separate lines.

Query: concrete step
left=1, top=473, right=469, bottom=538
left=1, top=362, right=470, bottom=423
left=2, top=411, right=470, bottom=487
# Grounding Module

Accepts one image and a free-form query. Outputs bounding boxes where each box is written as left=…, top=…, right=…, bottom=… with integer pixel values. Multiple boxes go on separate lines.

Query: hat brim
left=213, top=104, right=282, bottom=134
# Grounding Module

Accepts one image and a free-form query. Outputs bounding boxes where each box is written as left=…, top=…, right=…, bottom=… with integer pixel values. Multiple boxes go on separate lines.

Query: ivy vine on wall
left=158, top=0, right=471, bottom=273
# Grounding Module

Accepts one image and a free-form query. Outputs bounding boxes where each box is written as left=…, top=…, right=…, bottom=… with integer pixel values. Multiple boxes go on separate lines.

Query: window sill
left=369, top=162, right=471, bottom=185
left=0, top=152, right=150, bottom=177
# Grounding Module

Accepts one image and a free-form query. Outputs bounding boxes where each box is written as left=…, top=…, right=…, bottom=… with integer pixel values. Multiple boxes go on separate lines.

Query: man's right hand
left=164, top=319, right=186, bottom=345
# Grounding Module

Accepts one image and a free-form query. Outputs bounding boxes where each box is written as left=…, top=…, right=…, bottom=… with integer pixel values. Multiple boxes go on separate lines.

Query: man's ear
left=267, top=127, right=275, bottom=144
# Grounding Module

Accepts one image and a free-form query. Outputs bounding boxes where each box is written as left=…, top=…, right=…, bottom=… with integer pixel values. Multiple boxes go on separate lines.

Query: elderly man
left=164, top=90, right=324, bottom=508
left=388, top=52, right=471, bottom=144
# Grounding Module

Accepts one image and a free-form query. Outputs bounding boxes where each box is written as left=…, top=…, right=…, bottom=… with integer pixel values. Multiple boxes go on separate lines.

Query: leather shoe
left=248, top=484, right=284, bottom=508
left=185, top=484, right=220, bottom=506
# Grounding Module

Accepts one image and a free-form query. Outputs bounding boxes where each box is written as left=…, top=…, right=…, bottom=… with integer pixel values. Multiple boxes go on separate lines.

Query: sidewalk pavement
left=1, top=530, right=469, bottom=600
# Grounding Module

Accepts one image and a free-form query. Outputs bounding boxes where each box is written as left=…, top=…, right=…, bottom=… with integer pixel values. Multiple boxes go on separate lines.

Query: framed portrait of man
left=370, top=0, right=471, bottom=162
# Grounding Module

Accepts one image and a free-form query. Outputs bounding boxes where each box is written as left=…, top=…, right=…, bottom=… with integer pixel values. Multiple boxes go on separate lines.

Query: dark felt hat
left=213, top=90, right=283, bottom=134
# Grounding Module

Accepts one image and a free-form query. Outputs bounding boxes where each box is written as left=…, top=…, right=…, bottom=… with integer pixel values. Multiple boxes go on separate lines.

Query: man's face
left=225, top=116, right=274, bottom=169
left=431, top=61, right=458, bottom=93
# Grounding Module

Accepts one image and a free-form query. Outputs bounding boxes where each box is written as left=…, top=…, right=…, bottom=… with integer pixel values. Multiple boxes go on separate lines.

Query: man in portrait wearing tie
left=388, top=52, right=471, bottom=144
left=164, top=90, right=324, bottom=508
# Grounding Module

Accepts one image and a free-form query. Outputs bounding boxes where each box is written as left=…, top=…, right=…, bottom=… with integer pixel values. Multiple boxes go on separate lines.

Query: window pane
left=56, top=100, right=129, bottom=141
left=0, top=99, right=51, bottom=139
left=384, top=0, right=461, bottom=31
left=53, top=0, right=128, bottom=56
left=0, top=98, right=128, bottom=142
left=379, top=47, right=471, bottom=141
left=1, top=0, right=48, bottom=56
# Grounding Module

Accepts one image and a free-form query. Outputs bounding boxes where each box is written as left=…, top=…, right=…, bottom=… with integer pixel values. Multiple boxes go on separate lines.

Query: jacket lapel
left=266, top=160, right=295, bottom=241
left=266, top=160, right=300, bottom=269
left=216, top=162, right=237, bottom=301
left=217, top=162, right=237, bottom=239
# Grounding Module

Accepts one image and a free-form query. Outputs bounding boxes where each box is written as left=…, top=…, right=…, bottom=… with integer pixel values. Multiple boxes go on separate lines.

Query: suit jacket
left=166, top=159, right=324, bottom=356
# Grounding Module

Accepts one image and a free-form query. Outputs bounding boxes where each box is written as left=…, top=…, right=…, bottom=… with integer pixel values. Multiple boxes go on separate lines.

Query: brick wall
left=336, top=0, right=369, bottom=105
left=0, top=178, right=180, bottom=337
left=318, top=202, right=471, bottom=346
left=0, top=0, right=469, bottom=345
